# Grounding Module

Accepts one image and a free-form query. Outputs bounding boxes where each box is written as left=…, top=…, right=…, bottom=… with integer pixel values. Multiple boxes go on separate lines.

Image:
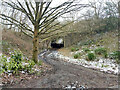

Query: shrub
left=75, top=48, right=79, bottom=51
left=25, top=60, right=35, bottom=72
left=8, top=50, right=24, bottom=74
left=83, top=48, right=90, bottom=53
left=104, top=52, right=108, bottom=58
left=95, top=48, right=107, bottom=55
left=74, top=53, right=80, bottom=59
left=8, top=58, right=24, bottom=74
left=87, top=53, right=96, bottom=61
left=0, top=54, right=23, bottom=74
left=71, top=47, right=76, bottom=52
left=71, top=47, right=79, bottom=52
left=0, top=55, right=8, bottom=73
left=109, top=51, right=120, bottom=59
left=116, top=59, right=119, bottom=64
left=0, top=50, right=35, bottom=75
left=109, top=51, right=120, bottom=64
left=10, top=50, right=23, bottom=62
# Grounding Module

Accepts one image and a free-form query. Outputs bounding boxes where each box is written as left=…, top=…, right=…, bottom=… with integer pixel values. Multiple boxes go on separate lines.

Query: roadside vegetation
left=0, top=30, right=52, bottom=85
left=0, top=0, right=119, bottom=88
left=58, top=30, right=119, bottom=65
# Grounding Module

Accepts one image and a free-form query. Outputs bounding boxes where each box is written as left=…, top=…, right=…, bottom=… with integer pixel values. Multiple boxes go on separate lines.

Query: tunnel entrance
left=51, top=38, right=64, bottom=49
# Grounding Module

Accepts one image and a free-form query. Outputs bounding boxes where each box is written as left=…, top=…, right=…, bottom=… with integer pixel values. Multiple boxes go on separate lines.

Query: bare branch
left=25, top=0, right=34, bottom=22
left=37, top=2, right=52, bottom=23
left=0, top=14, right=34, bottom=33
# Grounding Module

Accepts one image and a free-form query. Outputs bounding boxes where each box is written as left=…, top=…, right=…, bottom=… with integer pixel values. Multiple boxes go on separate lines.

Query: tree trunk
left=33, top=26, right=39, bottom=63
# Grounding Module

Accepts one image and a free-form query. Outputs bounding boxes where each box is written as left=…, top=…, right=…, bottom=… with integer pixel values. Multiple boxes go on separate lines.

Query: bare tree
left=0, top=0, right=88, bottom=63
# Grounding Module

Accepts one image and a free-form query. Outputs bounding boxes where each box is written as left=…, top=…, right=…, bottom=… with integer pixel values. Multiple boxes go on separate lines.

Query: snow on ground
left=0, top=53, right=10, bottom=66
left=0, top=53, right=2, bottom=56
left=0, top=52, right=42, bottom=74
left=47, top=51, right=118, bottom=75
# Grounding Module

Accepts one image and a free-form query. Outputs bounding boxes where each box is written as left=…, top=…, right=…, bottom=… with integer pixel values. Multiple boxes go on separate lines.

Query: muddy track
left=8, top=50, right=118, bottom=88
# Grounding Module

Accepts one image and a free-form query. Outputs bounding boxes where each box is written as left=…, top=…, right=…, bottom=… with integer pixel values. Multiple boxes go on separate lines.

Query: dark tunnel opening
left=51, top=43, right=64, bottom=49
left=51, top=39, right=64, bottom=49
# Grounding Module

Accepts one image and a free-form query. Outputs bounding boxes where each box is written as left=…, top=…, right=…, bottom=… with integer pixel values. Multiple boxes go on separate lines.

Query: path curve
left=8, top=50, right=118, bottom=88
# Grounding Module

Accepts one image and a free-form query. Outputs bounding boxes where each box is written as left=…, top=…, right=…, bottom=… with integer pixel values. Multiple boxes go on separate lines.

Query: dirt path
left=8, top=50, right=118, bottom=88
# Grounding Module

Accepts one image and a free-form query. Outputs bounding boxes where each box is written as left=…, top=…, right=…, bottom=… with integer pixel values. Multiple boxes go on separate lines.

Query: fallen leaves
left=1, top=62, right=52, bottom=86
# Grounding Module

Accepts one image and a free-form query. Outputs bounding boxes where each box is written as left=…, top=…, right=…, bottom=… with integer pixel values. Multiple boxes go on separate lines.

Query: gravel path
left=7, top=50, right=118, bottom=88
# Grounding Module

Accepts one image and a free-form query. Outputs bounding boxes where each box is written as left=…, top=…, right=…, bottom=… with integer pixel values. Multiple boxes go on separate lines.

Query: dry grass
left=97, top=31, right=118, bottom=52
left=58, top=48, right=72, bottom=57
left=58, top=30, right=118, bottom=57
left=2, top=30, right=33, bottom=58
left=2, top=30, right=51, bottom=58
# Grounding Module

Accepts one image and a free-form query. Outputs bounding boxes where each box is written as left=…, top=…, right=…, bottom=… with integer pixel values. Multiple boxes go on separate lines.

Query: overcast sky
left=0, top=0, right=118, bottom=31
left=0, top=0, right=118, bottom=23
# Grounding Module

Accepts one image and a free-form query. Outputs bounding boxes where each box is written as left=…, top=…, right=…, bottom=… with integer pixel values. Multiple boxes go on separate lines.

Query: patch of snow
left=7, top=57, right=10, bottom=62
left=74, top=50, right=83, bottom=54
left=63, top=81, right=86, bottom=89
left=65, top=85, right=71, bottom=89
left=34, top=68, right=39, bottom=71
left=0, top=53, right=2, bottom=56
left=8, top=73, right=12, bottom=76
left=70, top=52, right=74, bottom=54
left=90, top=51, right=94, bottom=53
left=4, top=56, right=6, bottom=58
left=47, top=51, right=118, bottom=75
left=39, top=52, right=46, bottom=57
left=22, top=62, right=29, bottom=66
left=21, top=71, right=25, bottom=74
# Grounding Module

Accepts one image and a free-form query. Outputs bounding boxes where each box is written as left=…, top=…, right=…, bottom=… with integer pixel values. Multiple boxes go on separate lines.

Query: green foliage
left=38, top=60, right=43, bottom=66
left=83, top=48, right=90, bottom=53
left=7, top=50, right=24, bottom=74
left=104, top=65, right=109, bottom=67
left=0, top=55, right=8, bottom=73
left=0, top=50, right=35, bottom=75
left=11, top=50, right=23, bottom=62
left=101, top=64, right=104, bottom=67
left=71, top=47, right=76, bottom=52
left=109, top=51, right=120, bottom=64
left=8, top=58, right=24, bottom=74
left=95, top=48, right=108, bottom=58
left=74, top=54, right=79, bottom=59
left=116, top=59, right=119, bottom=64
left=75, top=48, right=79, bottom=51
left=95, top=48, right=107, bottom=55
left=74, top=53, right=80, bottom=59
left=101, top=64, right=109, bottom=68
left=104, top=52, right=108, bottom=58
left=87, top=53, right=96, bottom=61
left=71, top=47, right=79, bottom=52
left=109, top=51, right=120, bottom=59
left=25, top=60, right=35, bottom=72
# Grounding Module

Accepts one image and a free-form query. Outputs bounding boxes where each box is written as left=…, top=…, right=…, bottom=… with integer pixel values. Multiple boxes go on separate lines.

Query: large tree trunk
left=33, top=26, right=39, bottom=63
